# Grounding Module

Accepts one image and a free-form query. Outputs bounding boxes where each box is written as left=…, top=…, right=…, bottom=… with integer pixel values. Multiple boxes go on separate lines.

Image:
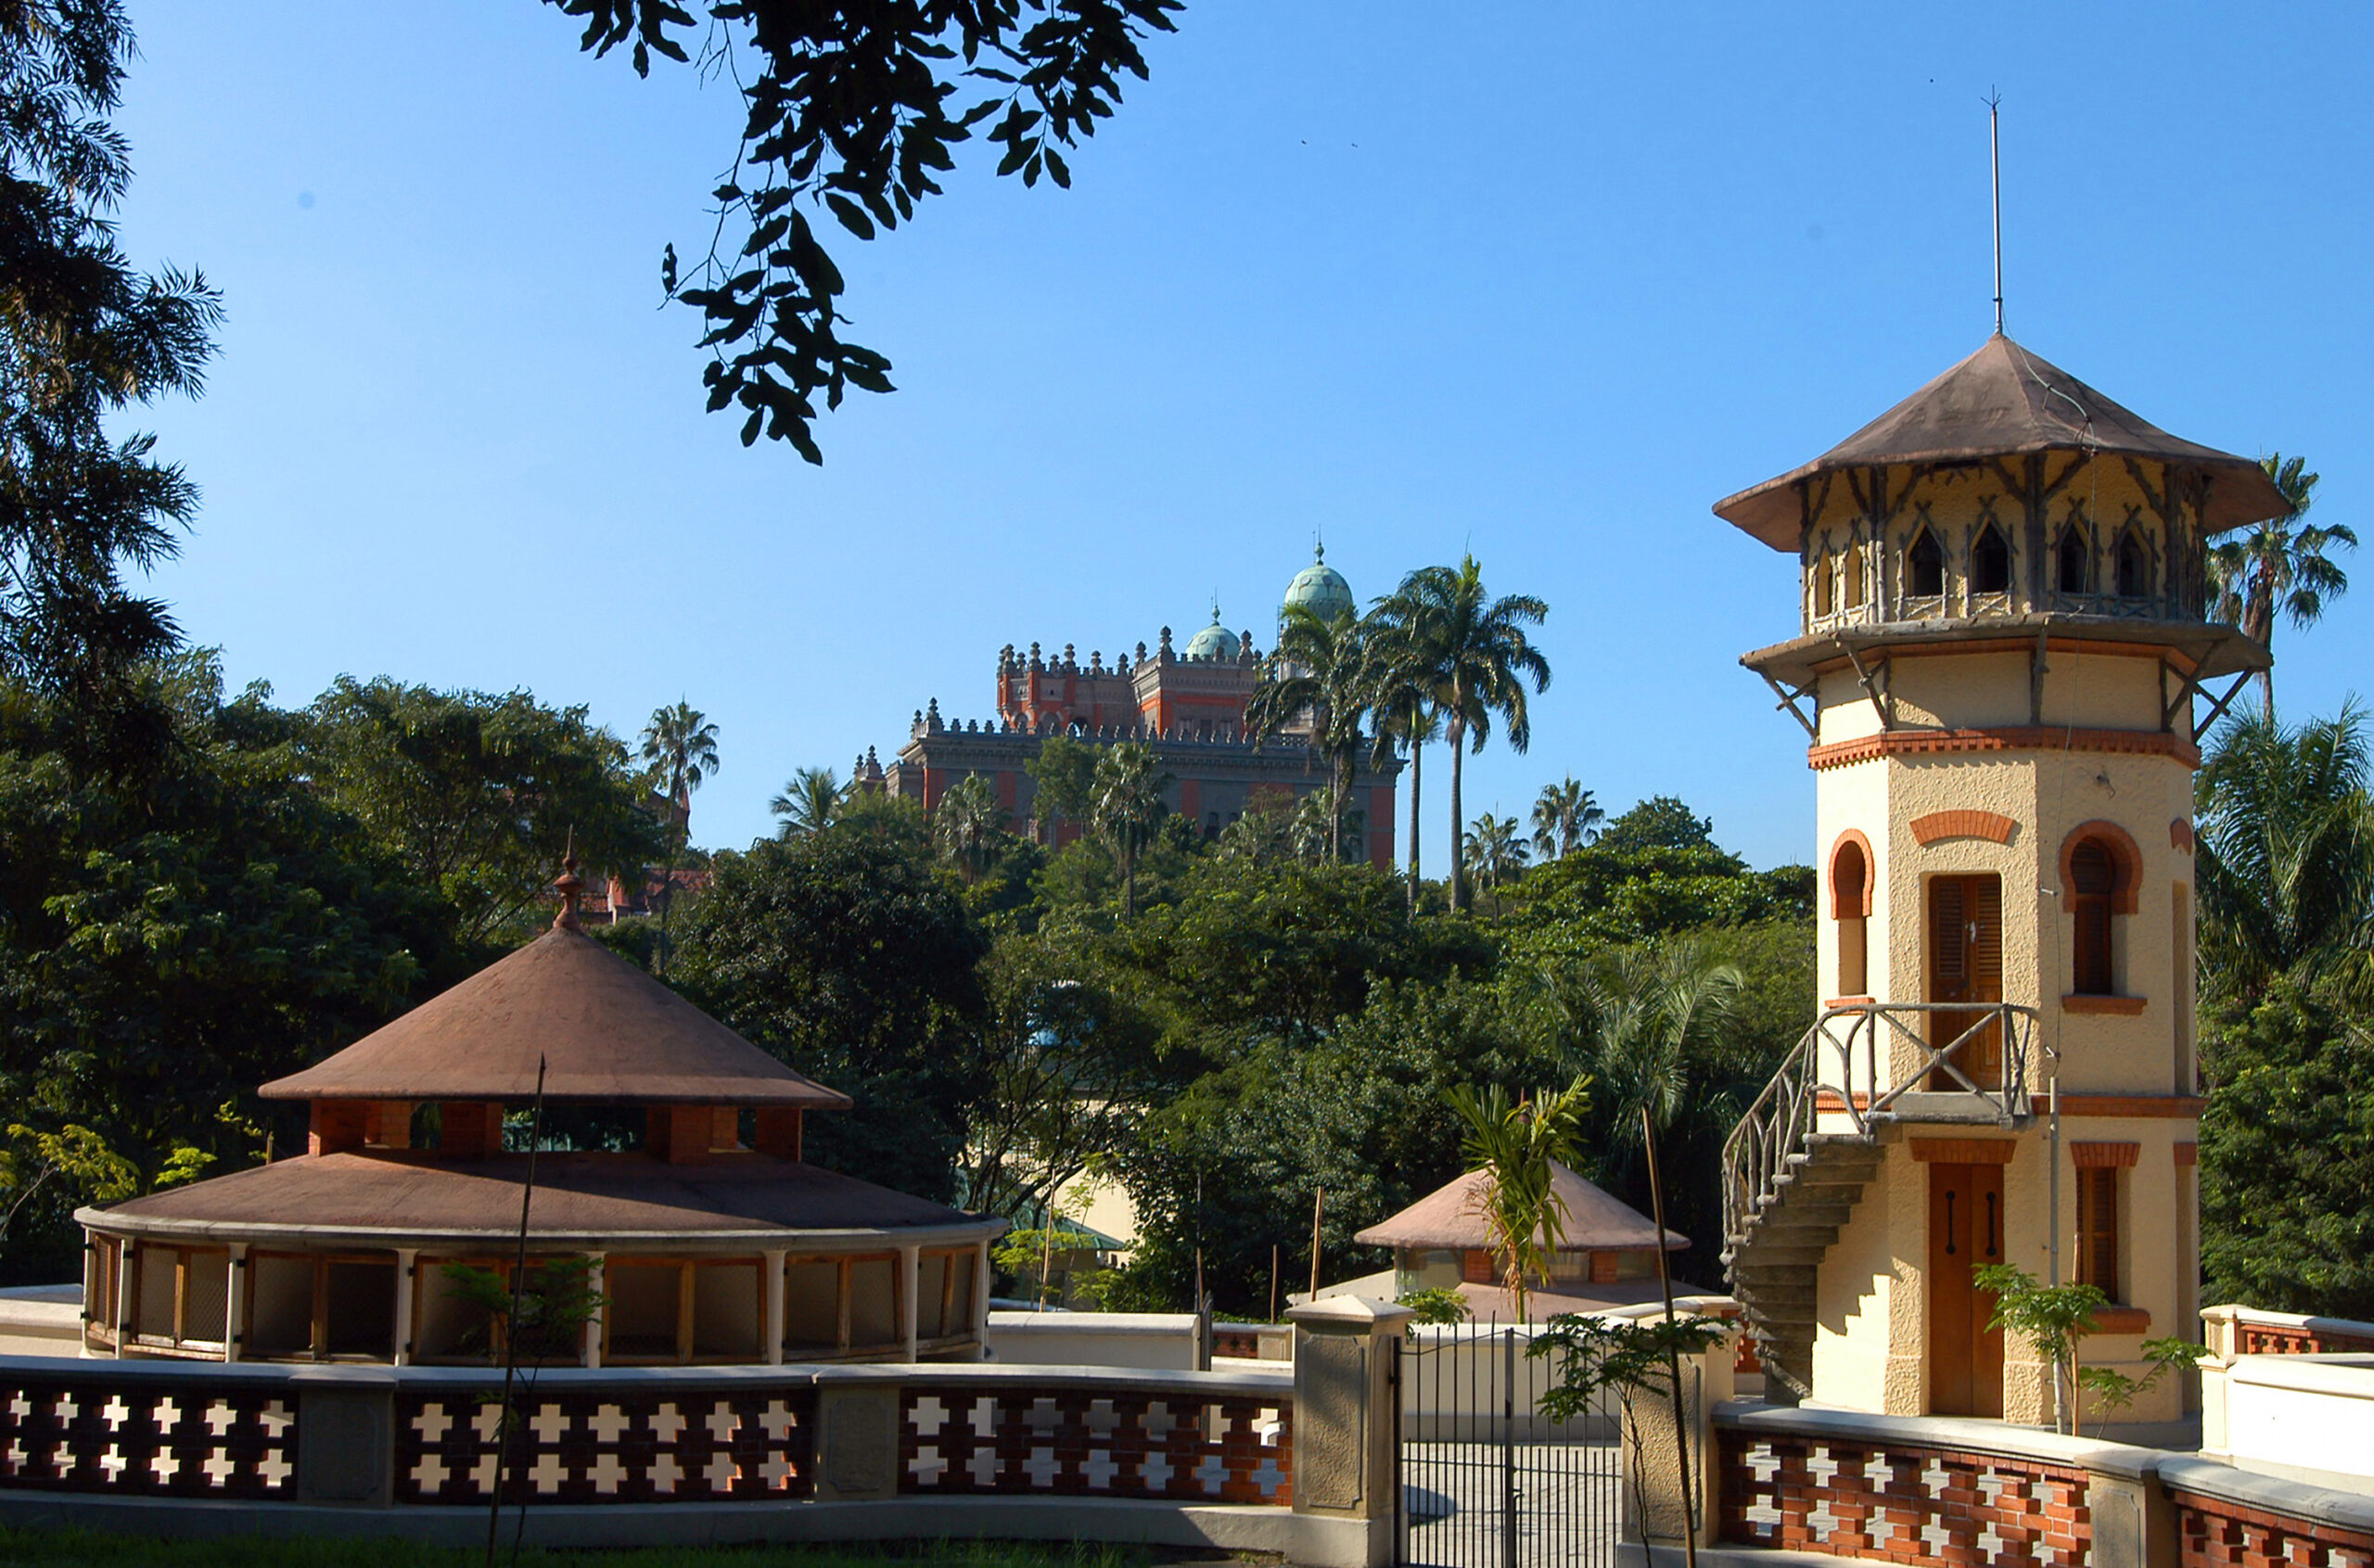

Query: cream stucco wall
left=1797, top=608, right=2202, bottom=1422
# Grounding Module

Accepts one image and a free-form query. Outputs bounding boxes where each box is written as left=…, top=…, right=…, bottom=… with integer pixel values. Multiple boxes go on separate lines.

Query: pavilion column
left=583, top=1255, right=606, bottom=1369
left=391, top=1247, right=417, bottom=1366
left=112, top=1241, right=133, bottom=1359
left=972, top=1241, right=992, bottom=1362
left=224, top=1243, right=248, bottom=1364
left=899, top=1243, right=921, bottom=1363
left=762, top=1249, right=785, bottom=1367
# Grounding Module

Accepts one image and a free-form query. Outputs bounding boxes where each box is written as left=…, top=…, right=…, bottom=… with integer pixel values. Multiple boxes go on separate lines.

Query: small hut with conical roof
left=77, top=867, right=1001, bottom=1368
left=1351, top=1160, right=1692, bottom=1321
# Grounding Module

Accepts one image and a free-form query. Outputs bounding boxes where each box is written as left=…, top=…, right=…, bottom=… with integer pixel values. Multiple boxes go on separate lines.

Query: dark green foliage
left=1502, top=806, right=1813, bottom=947
left=0, top=2, right=221, bottom=721
left=1104, top=975, right=1540, bottom=1314
left=0, top=656, right=445, bottom=1280
left=547, top=0, right=1180, bottom=459
left=2199, top=975, right=2374, bottom=1319
left=298, top=676, right=666, bottom=955
left=670, top=828, right=991, bottom=1204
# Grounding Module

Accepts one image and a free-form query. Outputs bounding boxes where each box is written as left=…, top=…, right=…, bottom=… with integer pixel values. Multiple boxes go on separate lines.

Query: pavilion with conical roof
left=77, top=860, right=1001, bottom=1368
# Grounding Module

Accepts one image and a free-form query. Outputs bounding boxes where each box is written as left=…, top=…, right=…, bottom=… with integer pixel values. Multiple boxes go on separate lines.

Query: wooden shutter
left=1932, top=878, right=1966, bottom=988
left=2076, top=1168, right=2121, bottom=1300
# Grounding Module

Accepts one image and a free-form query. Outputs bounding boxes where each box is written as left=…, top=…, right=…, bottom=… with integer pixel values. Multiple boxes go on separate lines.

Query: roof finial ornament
left=1315, top=526, right=1324, bottom=565
left=1210, top=592, right=1221, bottom=625
left=1986, top=87, right=2004, bottom=338
left=554, top=828, right=584, bottom=932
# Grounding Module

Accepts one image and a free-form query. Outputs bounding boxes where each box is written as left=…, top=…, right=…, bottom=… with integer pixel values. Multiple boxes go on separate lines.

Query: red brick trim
left=1823, top=995, right=1875, bottom=1008
left=2170, top=819, right=2195, bottom=853
left=1828, top=829, right=1874, bottom=918
left=2063, top=993, right=2147, bottom=1015
left=1809, top=725, right=2200, bottom=771
left=2060, top=818, right=2144, bottom=914
left=2070, top=1141, right=2140, bottom=1169
left=2174, top=1141, right=2198, bottom=1167
left=2056, top=1094, right=2205, bottom=1118
left=2166, top=1485, right=2374, bottom=1568
left=1909, top=809, right=2017, bottom=846
left=1908, top=1138, right=2018, bottom=1164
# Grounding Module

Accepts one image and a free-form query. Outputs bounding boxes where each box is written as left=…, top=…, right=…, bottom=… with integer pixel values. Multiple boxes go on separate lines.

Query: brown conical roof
left=1352, top=1160, right=1684, bottom=1253
left=1714, top=334, right=2291, bottom=549
left=260, top=925, right=851, bottom=1108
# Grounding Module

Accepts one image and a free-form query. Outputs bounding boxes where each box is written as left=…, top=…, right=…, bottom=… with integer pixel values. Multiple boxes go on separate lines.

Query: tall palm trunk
left=1445, top=713, right=1468, bottom=912
left=1405, top=741, right=1423, bottom=911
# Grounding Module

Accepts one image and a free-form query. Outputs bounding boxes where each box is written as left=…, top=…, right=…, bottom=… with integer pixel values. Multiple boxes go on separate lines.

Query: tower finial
left=1987, top=88, right=2004, bottom=337
left=1211, top=592, right=1221, bottom=625
left=553, top=828, right=584, bottom=931
left=1315, top=525, right=1324, bottom=565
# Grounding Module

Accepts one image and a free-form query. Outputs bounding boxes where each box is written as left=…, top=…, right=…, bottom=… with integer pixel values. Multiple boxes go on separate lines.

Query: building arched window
left=2115, top=528, right=2151, bottom=599
left=2060, top=822, right=2139, bottom=997
left=2056, top=526, right=2091, bottom=594
left=1832, top=832, right=1873, bottom=998
left=1842, top=542, right=1866, bottom=609
left=1971, top=523, right=2011, bottom=594
left=1907, top=528, right=1945, bottom=597
left=1811, top=551, right=1834, bottom=618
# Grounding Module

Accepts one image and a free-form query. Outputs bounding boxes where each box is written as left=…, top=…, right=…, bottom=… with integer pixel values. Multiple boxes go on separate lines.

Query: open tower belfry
left=1714, top=333, right=2287, bottom=1423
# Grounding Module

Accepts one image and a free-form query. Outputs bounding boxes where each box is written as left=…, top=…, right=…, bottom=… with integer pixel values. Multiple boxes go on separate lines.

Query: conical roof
left=260, top=925, right=851, bottom=1108
left=1353, top=1160, right=1684, bottom=1253
left=1714, top=334, right=2291, bottom=549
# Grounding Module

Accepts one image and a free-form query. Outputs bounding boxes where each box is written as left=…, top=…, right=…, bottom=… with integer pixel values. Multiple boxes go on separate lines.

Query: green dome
left=1283, top=546, right=1355, bottom=624
left=1182, top=616, right=1242, bottom=660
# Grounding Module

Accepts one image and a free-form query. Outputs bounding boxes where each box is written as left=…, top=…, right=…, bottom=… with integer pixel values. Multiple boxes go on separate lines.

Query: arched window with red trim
left=1832, top=834, right=1872, bottom=998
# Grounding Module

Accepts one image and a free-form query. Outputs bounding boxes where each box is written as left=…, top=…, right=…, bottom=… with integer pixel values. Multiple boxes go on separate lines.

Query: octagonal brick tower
left=1713, top=333, right=2285, bottom=1423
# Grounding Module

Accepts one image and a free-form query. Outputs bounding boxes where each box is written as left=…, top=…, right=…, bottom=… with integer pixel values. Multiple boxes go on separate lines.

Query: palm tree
left=1244, top=606, right=1372, bottom=863
left=1463, top=811, right=1530, bottom=897
left=639, top=702, right=720, bottom=975
left=1444, top=1080, right=1590, bottom=1323
left=2209, top=453, right=2356, bottom=719
left=1532, top=778, right=1603, bottom=860
left=1367, top=631, right=1442, bottom=909
left=2195, top=704, right=2374, bottom=999
left=769, top=766, right=844, bottom=837
left=1091, top=740, right=1170, bottom=917
left=1560, top=941, right=1746, bottom=1194
left=1372, top=555, right=1551, bottom=913
left=933, top=772, right=1010, bottom=882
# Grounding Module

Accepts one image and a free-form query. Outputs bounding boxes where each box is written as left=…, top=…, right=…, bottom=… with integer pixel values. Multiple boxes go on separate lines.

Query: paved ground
left=1398, top=1440, right=1625, bottom=1568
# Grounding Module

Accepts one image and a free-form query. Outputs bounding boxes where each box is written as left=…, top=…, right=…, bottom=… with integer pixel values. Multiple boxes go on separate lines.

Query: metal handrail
left=1721, top=1001, right=2040, bottom=1252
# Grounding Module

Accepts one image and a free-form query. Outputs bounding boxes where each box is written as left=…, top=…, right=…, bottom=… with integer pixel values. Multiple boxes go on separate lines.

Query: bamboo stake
left=1642, top=1104, right=1699, bottom=1568
left=1308, top=1188, right=1325, bottom=1300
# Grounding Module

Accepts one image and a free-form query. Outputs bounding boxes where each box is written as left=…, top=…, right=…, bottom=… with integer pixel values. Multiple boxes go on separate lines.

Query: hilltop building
left=866, top=548, right=1401, bottom=867
left=78, top=858, right=999, bottom=1367
left=1716, top=332, right=2285, bottom=1424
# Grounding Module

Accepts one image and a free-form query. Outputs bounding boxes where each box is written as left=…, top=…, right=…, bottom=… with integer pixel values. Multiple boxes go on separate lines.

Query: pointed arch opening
left=1971, top=522, right=2011, bottom=594
left=1907, top=527, right=1946, bottom=598
left=2056, top=525, right=2092, bottom=594
left=2115, top=527, right=2151, bottom=599
left=1811, top=549, right=1834, bottom=618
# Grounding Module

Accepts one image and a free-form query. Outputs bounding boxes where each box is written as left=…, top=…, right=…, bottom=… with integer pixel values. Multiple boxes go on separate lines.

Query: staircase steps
left=1722, top=1131, right=1883, bottom=1407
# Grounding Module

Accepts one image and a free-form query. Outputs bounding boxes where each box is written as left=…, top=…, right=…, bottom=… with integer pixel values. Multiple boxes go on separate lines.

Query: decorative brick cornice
left=1908, top=1138, right=2017, bottom=1164
left=1909, top=809, right=2017, bottom=846
left=2070, top=1140, right=2140, bottom=1168
left=1808, top=726, right=2200, bottom=771
left=2170, top=819, right=2195, bottom=853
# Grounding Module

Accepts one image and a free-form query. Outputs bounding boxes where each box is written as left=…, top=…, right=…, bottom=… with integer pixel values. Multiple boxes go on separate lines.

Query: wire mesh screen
left=1396, top=1323, right=1623, bottom=1568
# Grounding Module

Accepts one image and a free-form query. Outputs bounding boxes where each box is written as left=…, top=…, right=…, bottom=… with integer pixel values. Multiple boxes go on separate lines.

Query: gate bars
left=1394, top=1323, right=1622, bottom=1568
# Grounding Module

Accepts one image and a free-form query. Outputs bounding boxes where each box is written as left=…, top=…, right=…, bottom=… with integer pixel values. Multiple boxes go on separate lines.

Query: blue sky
left=116, top=2, right=2374, bottom=873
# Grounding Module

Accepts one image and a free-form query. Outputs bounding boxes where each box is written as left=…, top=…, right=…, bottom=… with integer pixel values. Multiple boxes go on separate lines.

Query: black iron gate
left=1394, top=1324, right=1623, bottom=1568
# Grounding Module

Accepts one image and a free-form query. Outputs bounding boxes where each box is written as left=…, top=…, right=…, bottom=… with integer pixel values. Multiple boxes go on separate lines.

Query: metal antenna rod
left=1987, top=89, right=2004, bottom=336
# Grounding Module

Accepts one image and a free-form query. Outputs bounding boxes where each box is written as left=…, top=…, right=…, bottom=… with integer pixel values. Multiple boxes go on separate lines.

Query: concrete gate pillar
left=1286, top=1295, right=1413, bottom=1568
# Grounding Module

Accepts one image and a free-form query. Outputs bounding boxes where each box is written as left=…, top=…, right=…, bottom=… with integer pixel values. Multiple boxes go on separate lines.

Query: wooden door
left=1926, top=875, right=2003, bottom=1090
left=1927, top=1161, right=2005, bottom=1417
